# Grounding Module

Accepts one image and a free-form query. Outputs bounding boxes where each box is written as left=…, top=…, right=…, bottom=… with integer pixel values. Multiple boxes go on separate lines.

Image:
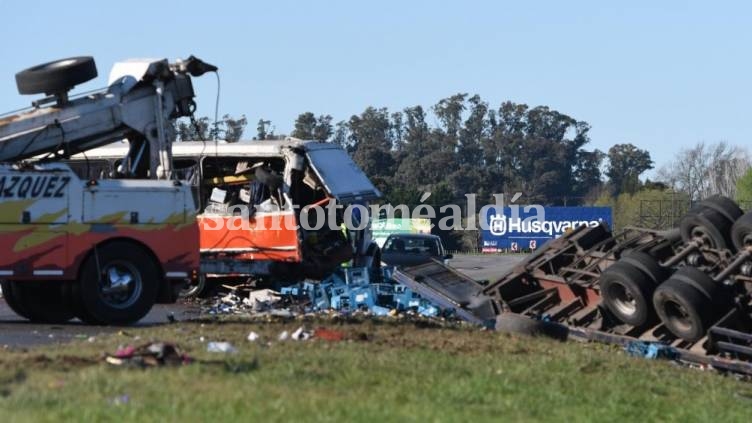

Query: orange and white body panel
left=0, top=163, right=199, bottom=282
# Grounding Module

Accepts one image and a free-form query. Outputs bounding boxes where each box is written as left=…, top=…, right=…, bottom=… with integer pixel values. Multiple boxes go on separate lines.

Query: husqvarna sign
left=481, top=206, right=612, bottom=252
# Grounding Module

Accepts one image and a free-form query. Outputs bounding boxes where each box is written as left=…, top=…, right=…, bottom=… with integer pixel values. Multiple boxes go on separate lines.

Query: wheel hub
left=609, top=283, right=637, bottom=316
left=664, top=300, right=692, bottom=332
left=99, top=261, right=142, bottom=309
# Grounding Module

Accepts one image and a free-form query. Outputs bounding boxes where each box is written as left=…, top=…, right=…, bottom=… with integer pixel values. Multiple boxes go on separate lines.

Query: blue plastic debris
left=624, top=341, right=679, bottom=360
left=278, top=266, right=440, bottom=317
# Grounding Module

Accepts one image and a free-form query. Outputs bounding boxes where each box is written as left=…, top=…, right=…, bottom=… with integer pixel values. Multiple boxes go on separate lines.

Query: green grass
left=1, top=318, right=751, bottom=422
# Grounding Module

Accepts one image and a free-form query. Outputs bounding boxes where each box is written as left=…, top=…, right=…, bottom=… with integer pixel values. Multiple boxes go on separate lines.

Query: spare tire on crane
left=15, top=56, right=97, bottom=95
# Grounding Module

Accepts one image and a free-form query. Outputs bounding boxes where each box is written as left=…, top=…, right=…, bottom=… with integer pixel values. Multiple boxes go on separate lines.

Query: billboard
left=372, top=218, right=432, bottom=247
left=481, top=206, right=612, bottom=253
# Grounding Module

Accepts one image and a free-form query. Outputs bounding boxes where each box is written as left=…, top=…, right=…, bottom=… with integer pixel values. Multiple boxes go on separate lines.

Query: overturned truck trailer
left=396, top=196, right=752, bottom=375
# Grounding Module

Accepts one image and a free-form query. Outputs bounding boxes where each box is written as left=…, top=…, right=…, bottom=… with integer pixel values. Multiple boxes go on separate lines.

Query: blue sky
left=0, top=0, right=749, bottom=170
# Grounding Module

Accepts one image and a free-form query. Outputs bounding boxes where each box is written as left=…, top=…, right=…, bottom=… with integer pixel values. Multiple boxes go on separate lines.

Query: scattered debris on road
left=201, top=267, right=444, bottom=321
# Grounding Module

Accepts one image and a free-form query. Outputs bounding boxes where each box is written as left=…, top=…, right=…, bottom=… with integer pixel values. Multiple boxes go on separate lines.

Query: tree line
left=178, top=93, right=751, bottom=238
left=276, top=94, right=658, bottom=208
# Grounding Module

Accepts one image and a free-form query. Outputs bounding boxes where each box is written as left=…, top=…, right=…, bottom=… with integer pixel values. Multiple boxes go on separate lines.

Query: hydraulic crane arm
left=0, top=55, right=216, bottom=179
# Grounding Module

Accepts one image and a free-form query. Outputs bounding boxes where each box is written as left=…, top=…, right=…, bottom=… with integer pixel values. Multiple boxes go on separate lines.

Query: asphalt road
left=0, top=303, right=201, bottom=348
left=0, top=254, right=526, bottom=348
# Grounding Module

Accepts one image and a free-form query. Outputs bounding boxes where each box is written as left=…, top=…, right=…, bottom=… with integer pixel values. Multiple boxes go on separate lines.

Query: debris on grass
left=625, top=341, right=679, bottom=361
left=313, top=328, right=346, bottom=342
left=206, top=342, right=238, bottom=354
left=105, top=342, right=191, bottom=367
left=291, top=326, right=313, bottom=341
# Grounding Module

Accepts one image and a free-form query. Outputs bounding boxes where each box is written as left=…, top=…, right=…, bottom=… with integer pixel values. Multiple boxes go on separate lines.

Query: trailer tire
left=620, top=251, right=669, bottom=285
left=0, top=281, right=31, bottom=320
left=495, top=313, right=569, bottom=341
left=731, top=211, right=752, bottom=252
left=693, top=195, right=743, bottom=224
left=15, top=57, right=97, bottom=95
left=10, top=281, right=75, bottom=323
left=653, top=267, right=724, bottom=342
left=600, top=262, right=656, bottom=327
left=78, top=242, right=158, bottom=325
left=680, top=207, right=734, bottom=251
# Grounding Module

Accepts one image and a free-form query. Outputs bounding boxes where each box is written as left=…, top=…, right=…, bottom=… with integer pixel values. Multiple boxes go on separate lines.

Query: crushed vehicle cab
left=67, top=138, right=383, bottom=293
left=0, top=55, right=214, bottom=324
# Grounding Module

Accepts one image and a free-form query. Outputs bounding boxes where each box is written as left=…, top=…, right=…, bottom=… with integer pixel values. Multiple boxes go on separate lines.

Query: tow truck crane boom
left=0, top=55, right=216, bottom=178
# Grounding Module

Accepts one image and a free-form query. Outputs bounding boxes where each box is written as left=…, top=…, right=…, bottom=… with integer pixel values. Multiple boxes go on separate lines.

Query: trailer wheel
left=693, top=195, right=743, bottom=224
left=731, top=211, right=752, bottom=252
left=600, top=262, right=656, bottom=327
left=0, top=280, right=31, bottom=320
left=78, top=242, right=158, bottom=325
left=10, top=281, right=75, bottom=323
left=620, top=251, right=669, bottom=285
left=15, top=57, right=97, bottom=95
left=653, top=267, right=722, bottom=342
left=495, top=313, right=569, bottom=340
left=680, top=207, right=734, bottom=251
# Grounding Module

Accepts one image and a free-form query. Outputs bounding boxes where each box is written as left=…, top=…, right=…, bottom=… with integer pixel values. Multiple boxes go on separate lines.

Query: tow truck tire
left=600, top=261, right=656, bottom=327
left=10, top=281, right=74, bottom=323
left=680, top=207, right=734, bottom=251
left=0, top=280, right=31, bottom=320
left=653, top=266, right=723, bottom=342
left=15, top=56, right=97, bottom=95
left=693, top=195, right=743, bottom=224
left=78, top=242, right=158, bottom=325
left=731, top=211, right=752, bottom=252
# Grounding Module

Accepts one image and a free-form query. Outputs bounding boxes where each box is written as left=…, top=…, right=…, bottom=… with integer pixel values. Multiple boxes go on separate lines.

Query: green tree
left=256, top=119, right=271, bottom=140
left=736, top=168, right=752, bottom=208
left=222, top=114, right=247, bottom=142
left=347, top=107, right=395, bottom=181
left=606, top=143, right=653, bottom=196
left=175, top=115, right=247, bottom=142
left=292, top=112, right=333, bottom=142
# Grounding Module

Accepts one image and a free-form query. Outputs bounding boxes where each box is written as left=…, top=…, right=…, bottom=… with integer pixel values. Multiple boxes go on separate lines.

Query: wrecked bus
left=67, top=138, right=383, bottom=294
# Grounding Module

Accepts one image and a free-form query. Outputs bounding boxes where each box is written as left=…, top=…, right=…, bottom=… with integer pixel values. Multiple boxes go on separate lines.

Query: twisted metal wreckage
left=394, top=195, right=752, bottom=376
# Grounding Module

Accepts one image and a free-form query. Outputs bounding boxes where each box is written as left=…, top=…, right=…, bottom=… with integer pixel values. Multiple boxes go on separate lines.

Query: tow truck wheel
left=8, top=281, right=74, bottom=323
left=78, top=242, right=158, bottom=325
left=679, top=207, right=734, bottom=251
left=15, top=56, right=97, bottom=95
left=731, top=211, right=752, bottom=252
left=600, top=261, right=656, bottom=327
left=653, top=266, right=723, bottom=342
left=0, top=280, right=31, bottom=320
